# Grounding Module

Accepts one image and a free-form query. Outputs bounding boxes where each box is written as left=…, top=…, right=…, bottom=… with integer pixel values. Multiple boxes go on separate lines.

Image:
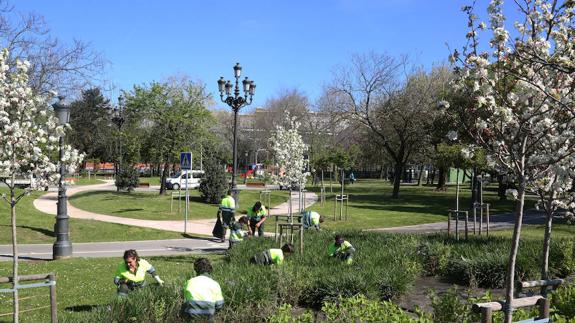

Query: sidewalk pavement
left=32, top=181, right=318, bottom=236
left=368, top=209, right=546, bottom=234
left=0, top=238, right=228, bottom=261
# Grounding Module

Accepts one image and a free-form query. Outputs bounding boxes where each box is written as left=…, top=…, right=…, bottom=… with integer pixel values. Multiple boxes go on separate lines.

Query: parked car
left=165, top=170, right=205, bottom=190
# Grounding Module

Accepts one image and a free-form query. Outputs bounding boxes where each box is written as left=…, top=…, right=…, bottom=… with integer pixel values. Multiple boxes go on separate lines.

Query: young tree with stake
left=0, top=49, right=83, bottom=322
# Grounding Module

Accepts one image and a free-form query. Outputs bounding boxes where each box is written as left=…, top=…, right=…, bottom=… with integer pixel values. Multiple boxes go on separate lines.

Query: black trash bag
left=212, top=216, right=225, bottom=239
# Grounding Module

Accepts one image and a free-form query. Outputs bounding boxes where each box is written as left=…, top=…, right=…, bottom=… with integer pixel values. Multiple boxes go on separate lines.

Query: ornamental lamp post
left=111, top=96, right=126, bottom=191
left=217, top=63, right=256, bottom=204
left=52, top=95, right=73, bottom=259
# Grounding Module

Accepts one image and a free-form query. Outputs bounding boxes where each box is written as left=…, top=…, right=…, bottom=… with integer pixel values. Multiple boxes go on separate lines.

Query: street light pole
left=111, top=96, right=126, bottom=191
left=52, top=96, right=72, bottom=260
left=217, top=63, right=256, bottom=204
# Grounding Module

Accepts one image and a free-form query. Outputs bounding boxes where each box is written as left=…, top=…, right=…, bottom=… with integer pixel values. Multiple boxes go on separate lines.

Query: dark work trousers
left=249, top=218, right=265, bottom=237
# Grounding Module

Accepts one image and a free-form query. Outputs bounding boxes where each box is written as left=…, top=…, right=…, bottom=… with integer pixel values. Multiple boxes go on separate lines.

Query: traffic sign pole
left=180, top=152, right=192, bottom=234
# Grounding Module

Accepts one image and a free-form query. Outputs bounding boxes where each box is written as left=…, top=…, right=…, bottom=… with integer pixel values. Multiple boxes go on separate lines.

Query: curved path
left=0, top=182, right=318, bottom=261
left=32, top=181, right=318, bottom=236
left=2, top=182, right=546, bottom=261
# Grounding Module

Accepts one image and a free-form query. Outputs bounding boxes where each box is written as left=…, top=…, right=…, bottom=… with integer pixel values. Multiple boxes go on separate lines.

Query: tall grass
left=68, top=231, right=575, bottom=322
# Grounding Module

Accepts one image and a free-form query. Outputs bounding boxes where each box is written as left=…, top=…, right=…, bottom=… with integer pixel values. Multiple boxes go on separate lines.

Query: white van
left=165, top=170, right=205, bottom=190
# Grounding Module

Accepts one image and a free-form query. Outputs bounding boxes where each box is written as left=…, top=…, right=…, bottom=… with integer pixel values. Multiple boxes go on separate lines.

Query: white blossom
left=0, top=48, right=84, bottom=192
left=269, top=114, right=310, bottom=190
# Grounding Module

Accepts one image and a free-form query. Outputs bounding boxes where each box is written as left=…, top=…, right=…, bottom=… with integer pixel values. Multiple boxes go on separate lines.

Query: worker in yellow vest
left=218, top=190, right=236, bottom=243
left=229, top=216, right=250, bottom=249
left=114, top=249, right=164, bottom=296
left=182, top=258, right=224, bottom=321
left=300, top=211, right=324, bottom=231
left=249, top=243, right=294, bottom=265
left=247, top=201, right=267, bottom=237
left=327, top=235, right=356, bottom=265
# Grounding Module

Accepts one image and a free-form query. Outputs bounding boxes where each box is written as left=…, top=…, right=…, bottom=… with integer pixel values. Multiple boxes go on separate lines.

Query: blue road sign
left=180, top=152, right=192, bottom=170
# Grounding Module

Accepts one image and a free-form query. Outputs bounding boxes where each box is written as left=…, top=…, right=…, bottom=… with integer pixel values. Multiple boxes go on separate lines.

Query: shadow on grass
left=65, top=304, right=100, bottom=312
left=352, top=204, right=447, bottom=216
left=116, top=208, right=144, bottom=213
left=0, top=224, right=55, bottom=238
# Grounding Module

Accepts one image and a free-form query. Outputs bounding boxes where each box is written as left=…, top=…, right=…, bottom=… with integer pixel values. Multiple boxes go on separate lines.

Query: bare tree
left=327, top=52, right=449, bottom=198
left=0, top=0, right=105, bottom=96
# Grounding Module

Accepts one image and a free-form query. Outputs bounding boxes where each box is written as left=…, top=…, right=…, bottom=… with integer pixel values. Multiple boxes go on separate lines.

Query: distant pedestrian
left=114, top=249, right=164, bottom=296
left=300, top=211, right=324, bottom=231
left=182, top=258, right=224, bottom=321
left=349, top=171, right=356, bottom=184
left=249, top=243, right=294, bottom=265
left=247, top=201, right=267, bottom=237
left=229, top=216, right=250, bottom=249
left=327, top=235, right=355, bottom=265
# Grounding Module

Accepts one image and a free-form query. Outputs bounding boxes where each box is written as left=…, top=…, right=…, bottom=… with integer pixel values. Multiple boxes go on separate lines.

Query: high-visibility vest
left=183, top=274, right=224, bottom=318
left=115, top=259, right=154, bottom=283
left=219, top=195, right=235, bottom=212
left=269, top=249, right=284, bottom=265
left=301, top=211, right=320, bottom=228
left=247, top=205, right=267, bottom=221
left=327, top=241, right=354, bottom=257
left=229, top=222, right=245, bottom=242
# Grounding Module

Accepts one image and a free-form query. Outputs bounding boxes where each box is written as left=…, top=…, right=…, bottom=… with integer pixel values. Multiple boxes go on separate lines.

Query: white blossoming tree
left=269, top=114, right=310, bottom=219
left=0, top=49, right=83, bottom=322
left=451, top=1, right=575, bottom=321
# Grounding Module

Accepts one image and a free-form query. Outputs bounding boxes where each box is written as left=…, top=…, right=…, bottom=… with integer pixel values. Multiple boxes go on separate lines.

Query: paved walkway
left=1, top=182, right=548, bottom=261
left=32, top=181, right=318, bottom=236
left=369, top=209, right=546, bottom=233
left=0, top=182, right=317, bottom=261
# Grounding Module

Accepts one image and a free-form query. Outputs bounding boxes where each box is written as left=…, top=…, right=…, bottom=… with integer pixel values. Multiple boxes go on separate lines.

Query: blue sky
left=14, top=1, right=521, bottom=110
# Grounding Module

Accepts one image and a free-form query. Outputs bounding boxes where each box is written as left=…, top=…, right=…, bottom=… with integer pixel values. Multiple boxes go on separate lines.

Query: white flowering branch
left=269, top=113, right=310, bottom=190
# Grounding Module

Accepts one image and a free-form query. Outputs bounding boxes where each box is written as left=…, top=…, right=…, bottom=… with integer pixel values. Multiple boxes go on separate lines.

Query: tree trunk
left=540, top=190, right=556, bottom=295
left=498, top=174, right=508, bottom=200
left=504, top=182, right=526, bottom=323
left=469, top=168, right=478, bottom=211
left=10, top=187, right=19, bottom=323
left=392, top=163, right=403, bottom=199
left=159, top=162, right=170, bottom=195
left=436, top=166, right=447, bottom=190
left=417, top=165, right=424, bottom=186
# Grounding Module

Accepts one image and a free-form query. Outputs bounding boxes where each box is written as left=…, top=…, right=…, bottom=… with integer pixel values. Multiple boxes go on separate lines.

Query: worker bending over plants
left=114, top=249, right=164, bottom=296
left=249, top=243, right=294, bottom=265
left=327, top=235, right=355, bottom=265
left=228, top=215, right=250, bottom=249
left=299, top=210, right=324, bottom=230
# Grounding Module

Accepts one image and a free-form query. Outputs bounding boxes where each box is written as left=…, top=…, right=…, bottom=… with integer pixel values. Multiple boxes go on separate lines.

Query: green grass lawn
left=301, top=179, right=522, bottom=231
left=491, top=223, right=575, bottom=240
left=0, top=254, right=225, bottom=322
left=138, top=176, right=162, bottom=186
left=71, top=177, right=105, bottom=185
left=69, top=189, right=290, bottom=221
left=0, top=189, right=183, bottom=245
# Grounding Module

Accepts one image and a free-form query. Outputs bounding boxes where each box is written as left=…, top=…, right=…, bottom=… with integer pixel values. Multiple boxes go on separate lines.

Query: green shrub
left=199, top=154, right=228, bottom=203
left=551, top=283, right=575, bottom=318
left=322, top=294, right=431, bottom=322
left=115, top=164, right=140, bottom=192
left=417, top=241, right=452, bottom=276
left=430, top=288, right=537, bottom=323
left=268, top=304, right=314, bottom=323
left=549, top=239, right=575, bottom=277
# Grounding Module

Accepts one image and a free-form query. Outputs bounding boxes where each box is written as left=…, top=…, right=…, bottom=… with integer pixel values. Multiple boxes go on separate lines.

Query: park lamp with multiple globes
left=217, top=63, right=256, bottom=203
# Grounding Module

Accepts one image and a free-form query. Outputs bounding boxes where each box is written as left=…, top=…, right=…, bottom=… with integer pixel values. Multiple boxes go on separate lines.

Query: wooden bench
left=246, top=182, right=266, bottom=188
left=138, top=182, right=150, bottom=188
